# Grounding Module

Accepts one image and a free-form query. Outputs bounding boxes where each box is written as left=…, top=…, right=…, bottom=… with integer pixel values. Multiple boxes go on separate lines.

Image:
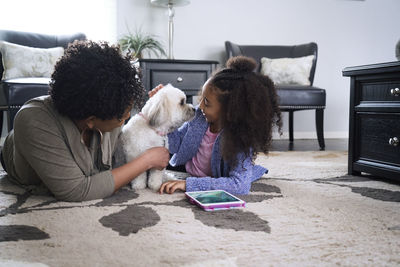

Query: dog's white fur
left=118, top=84, right=195, bottom=191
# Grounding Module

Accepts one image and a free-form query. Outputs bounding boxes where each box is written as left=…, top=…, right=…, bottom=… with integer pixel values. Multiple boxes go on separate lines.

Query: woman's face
left=94, top=106, right=132, bottom=132
left=199, top=80, right=222, bottom=130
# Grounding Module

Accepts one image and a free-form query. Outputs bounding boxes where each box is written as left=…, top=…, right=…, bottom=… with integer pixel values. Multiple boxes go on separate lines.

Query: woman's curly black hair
left=209, top=56, right=282, bottom=167
left=49, top=40, right=145, bottom=120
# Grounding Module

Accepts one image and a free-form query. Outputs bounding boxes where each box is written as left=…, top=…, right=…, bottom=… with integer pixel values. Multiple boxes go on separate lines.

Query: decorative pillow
left=0, top=41, right=64, bottom=80
left=260, top=55, right=314, bottom=86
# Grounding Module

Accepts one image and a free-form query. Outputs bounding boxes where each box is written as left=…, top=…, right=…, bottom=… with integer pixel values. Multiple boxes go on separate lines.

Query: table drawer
left=360, top=80, right=400, bottom=102
left=150, top=70, right=207, bottom=91
left=357, top=112, right=400, bottom=166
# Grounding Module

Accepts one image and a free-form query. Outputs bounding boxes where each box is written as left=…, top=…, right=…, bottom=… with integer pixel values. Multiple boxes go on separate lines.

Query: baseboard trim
left=272, top=131, right=348, bottom=140
left=0, top=131, right=348, bottom=144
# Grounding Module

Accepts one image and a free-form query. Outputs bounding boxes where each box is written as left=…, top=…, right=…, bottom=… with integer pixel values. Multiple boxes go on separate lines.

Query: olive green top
left=2, top=96, right=120, bottom=201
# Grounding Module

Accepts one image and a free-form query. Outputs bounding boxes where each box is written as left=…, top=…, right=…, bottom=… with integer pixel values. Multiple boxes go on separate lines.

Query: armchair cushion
left=0, top=41, right=64, bottom=80
left=277, top=85, right=326, bottom=109
left=0, top=78, right=51, bottom=106
left=0, top=30, right=86, bottom=132
left=260, top=55, right=314, bottom=86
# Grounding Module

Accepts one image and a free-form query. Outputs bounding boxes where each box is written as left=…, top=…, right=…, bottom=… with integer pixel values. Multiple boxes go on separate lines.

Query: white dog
left=118, top=84, right=195, bottom=191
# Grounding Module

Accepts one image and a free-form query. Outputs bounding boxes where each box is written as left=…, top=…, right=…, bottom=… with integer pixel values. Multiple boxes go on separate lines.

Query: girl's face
left=200, top=80, right=222, bottom=132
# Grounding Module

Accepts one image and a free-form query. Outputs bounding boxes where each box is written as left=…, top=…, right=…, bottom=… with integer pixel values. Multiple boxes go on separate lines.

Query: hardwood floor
left=270, top=138, right=348, bottom=152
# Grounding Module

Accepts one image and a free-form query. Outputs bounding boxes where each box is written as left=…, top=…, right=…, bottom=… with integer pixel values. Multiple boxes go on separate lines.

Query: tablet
left=185, top=190, right=246, bottom=211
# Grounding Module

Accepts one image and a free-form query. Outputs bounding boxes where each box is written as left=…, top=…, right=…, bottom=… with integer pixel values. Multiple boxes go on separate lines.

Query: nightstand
left=139, top=59, right=219, bottom=103
left=343, top=61, right=400, bottom=181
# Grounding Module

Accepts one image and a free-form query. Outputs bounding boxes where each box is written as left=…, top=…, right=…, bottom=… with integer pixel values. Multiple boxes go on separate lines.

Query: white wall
left=0, top=0, right=117, bottom=42
left=116, top=0, right=400, bottom=139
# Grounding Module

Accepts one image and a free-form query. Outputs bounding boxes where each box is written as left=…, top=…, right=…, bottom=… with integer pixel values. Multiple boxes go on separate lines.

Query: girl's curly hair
left=209, top=56, right=282, bottom=167
left=49, top=40, right=145, bottom=120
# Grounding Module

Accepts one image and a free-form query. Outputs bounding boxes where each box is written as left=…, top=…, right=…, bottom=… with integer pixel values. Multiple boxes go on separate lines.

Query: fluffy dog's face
left=141, top=84, right=195, bottom=132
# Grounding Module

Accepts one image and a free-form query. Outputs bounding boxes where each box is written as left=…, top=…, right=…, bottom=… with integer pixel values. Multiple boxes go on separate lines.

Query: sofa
left=0, top=30, right=86, bottom=135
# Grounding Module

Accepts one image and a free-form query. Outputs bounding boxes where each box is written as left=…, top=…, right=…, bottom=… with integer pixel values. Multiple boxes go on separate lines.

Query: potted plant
left=118, top=28, right=166, bottom=60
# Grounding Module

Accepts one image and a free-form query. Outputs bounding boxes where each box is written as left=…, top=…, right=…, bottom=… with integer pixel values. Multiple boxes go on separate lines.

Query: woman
left=0, top=40, right=169, bottom=202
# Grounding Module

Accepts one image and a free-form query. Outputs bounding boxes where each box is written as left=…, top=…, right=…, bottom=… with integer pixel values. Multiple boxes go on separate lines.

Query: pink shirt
left=185, top=126, right=219, bottom=177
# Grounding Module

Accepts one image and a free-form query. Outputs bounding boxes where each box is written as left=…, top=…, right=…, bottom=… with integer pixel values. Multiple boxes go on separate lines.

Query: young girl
left=159, top=56, right=281, bottom=195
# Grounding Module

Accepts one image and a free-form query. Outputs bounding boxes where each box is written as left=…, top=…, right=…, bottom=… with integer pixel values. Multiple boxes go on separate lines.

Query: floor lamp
left=150, top=0, right=190, bottom=59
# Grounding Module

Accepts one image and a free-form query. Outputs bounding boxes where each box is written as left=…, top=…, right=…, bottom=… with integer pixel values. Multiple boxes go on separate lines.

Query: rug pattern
left=0, top=151, right=399, bottom=266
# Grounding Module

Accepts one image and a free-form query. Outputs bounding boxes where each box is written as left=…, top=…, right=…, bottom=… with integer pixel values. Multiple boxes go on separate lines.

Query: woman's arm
left=14, top=107, right=169, bottom=201
left=14, top=109, right=114, bottom=201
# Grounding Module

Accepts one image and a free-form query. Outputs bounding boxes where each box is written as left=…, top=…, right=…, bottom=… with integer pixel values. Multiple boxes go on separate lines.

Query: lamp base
left=151, top=0, right=191, bottom=59
left=168, top=4, right=174, bottom=59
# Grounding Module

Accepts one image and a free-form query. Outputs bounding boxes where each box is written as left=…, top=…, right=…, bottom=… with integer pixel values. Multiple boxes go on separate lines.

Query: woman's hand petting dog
left=144, top=147, right=170, bottom=170
left=159, top=180, right=186, bottom=194
left=148, top=84, right=164, bottom=98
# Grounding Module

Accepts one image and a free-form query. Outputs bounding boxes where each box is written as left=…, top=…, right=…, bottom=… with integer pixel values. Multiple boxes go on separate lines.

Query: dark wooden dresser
left=139, top=59, right=219, bottom=103
left=343, top=61, right=400, bottom=181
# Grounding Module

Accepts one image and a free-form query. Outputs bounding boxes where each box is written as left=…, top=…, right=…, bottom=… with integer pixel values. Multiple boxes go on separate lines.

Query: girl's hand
left=148, top=84, right=164, bottom=98
left=159, top=180, right=186, bottom=194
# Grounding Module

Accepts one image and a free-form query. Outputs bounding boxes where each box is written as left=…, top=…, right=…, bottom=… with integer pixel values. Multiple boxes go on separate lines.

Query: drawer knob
left=389, top=137, right=399, bottom=147
left=390, top=88, right=400, bottom=96
left=177, top=77, right=183, bottom=82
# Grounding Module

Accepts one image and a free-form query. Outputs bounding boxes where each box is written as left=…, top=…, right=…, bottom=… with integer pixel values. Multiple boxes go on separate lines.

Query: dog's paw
left=130, top=181, right=147, bottom=190
left=148, top=178, right=162, bottom=191
left=148, top=170, right=163, bottom=191
left=148, top=182, right=162, bottom=191
left=130, top=174, right=147, bottom=190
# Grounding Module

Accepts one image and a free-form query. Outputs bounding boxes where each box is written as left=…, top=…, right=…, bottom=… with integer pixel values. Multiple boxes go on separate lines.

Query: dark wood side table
left=343, top=61, right=400, bottom=181
left=139, top=59, right=219, bottom=103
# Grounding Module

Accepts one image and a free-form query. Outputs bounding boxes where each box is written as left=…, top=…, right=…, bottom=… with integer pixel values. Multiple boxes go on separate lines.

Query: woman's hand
left=159, top=180, right=186, bottom=194
left=144, top=147, right=170, bottom=170
left=148, top=84, right=164, bottom=98
left=112, top=146, right=169, bottom=192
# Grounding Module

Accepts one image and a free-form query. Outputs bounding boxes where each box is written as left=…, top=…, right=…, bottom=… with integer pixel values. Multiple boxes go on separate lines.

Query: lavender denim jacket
left=168, top=108, right=267, bottom=195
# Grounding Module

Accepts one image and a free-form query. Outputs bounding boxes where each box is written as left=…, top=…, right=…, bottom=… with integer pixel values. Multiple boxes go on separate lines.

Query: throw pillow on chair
left=0, top=41, right=64, bottom=80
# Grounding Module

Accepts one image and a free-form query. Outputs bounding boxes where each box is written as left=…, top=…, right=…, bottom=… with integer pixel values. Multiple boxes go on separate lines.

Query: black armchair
left=0, top=30, right=86, bottom=134
left=225, top=41, right=326, bottom=150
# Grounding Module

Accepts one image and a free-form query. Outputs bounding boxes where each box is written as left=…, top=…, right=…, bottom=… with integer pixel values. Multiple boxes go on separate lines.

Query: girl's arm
left=160, top=154, right=258, bottom=195
left=185, top=162, right=253, bottom=195
left=168, top=108, right=205, bottom=162
left=167, top=122, right=189, bottom=154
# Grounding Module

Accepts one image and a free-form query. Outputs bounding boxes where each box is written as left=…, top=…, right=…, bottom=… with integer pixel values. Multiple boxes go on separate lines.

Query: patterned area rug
left=1, top=151, right=399, bottom=266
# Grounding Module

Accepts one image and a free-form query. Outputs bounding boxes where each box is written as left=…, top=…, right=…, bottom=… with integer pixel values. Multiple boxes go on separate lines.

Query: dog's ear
left=147, top=95, right=170, bottom=128
left=148, top=106, right=161, bottom=127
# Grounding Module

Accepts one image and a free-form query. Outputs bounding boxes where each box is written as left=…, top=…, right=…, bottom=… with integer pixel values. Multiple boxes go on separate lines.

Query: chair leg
left=0, top=111, right=3, bottom=140
left=316, top=109, right=325, bottom=150
left=7, top=110, right=12, bottom=134
left=8, top=109, right=19, bottom=132
left=288, top=111, right=294, bottom=143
